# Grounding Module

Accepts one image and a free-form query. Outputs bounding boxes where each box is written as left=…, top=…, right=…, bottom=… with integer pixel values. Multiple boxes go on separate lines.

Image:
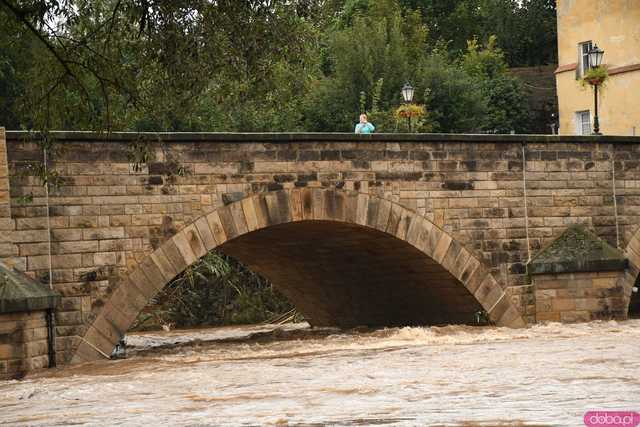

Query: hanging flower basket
left=581, top=66, right=609, bottom=87
left=394, top=103, right=426, bottom=120
left=584, top=76, right=604, bottom=86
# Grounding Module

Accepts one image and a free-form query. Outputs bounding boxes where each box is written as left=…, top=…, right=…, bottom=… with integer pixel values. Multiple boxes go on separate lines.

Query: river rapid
left=1, top=320, right=639, bottom=426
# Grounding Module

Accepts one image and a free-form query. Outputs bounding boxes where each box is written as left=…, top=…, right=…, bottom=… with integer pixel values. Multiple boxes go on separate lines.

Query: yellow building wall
left=556, top=0, right=640, bottom=136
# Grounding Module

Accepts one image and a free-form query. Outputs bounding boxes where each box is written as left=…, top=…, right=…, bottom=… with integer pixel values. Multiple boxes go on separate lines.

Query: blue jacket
left=355, top=122, right=375, bottom=134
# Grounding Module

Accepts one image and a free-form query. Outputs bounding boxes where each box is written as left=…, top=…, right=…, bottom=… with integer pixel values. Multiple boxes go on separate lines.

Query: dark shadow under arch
left=220, top=220, right=483, bottom=328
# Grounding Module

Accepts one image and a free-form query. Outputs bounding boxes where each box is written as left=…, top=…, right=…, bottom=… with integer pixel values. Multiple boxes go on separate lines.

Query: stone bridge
left=1, top=129, right=639, bottom=371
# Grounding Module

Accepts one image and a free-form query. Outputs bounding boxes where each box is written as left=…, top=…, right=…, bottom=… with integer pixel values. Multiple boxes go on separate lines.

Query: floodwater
left=1, top=320, right=639, bottom=426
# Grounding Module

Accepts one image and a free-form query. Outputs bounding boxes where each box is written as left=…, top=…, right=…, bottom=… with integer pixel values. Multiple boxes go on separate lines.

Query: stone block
left=432, top=232, right=453, bottom=264
left=216, top=205, right=239, bottom=240
left=83, top=227, right=125, bottom=240
left=575, top=298, right=602, bottom=311
left=138, top=257, right=168, bottom=294
left=374, top=199, right=392, bottom=231
left=459, top=256, right=482, bottom=291
left=184, top=224, right=207, bottom=259
left=552, top=298, right=576, bottom=311
left=474, top=275, right=503, bottom=311
left=241, top=197, right=260, bottom=231
left=206, top=210, right=228, bottom=245
left=28, top=254, right=83, bottom=271
left=70, top=340, right=104, bottom=364
left=94, top=252, right=117, bottom=266
left=311, top=189, right=324, bottom=221
left=160, top=238, right=189, bottom=273
left=560, top=310, right=591, bottom=323
left=55, top=310, right=83, bottom=326
left=23, top=340, right=48, bottom=358
left=229, top=201, right=249, bottom=235
left=355, top=194, right=369, bottom=226
left=55, top=241, right=100, bottom=254
left=289, top=189, right=304, bottom=222
left=172, top=230, right=198, bottom=265
left=0, top=343, right=20, bottom=359
left=150, top=249, right=179, bottom=281
left=69, top=216, right=98, bottom=228
left=536, top=312, right=561, bottom=322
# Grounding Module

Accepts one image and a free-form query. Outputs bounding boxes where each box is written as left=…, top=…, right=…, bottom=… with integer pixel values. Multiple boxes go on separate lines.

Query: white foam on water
left=1, top=319, right=639, bottom=426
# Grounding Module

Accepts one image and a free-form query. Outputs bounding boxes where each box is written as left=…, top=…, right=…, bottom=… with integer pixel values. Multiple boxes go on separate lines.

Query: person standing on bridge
left=355, top=113, right=375, bottom=134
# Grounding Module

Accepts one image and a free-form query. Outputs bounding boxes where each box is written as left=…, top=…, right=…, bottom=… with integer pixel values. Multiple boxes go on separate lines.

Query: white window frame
left=575, top=110, right=591, bottom=135
left=578, top=41, right=593, bottom=77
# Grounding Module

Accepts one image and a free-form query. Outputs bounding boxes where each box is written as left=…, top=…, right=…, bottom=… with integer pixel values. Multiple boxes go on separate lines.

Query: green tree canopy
left=0, top=0, right=553, bottom=133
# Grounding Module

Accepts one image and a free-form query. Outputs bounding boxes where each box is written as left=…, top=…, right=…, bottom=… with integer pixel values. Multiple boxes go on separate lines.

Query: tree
left=399, top=0, right=557, bottom=67
left=462, top=36, right=530, bottom=133
left=303, top=0, right=428, bottom=131
left=415, top=50, right=487, bottom=133
left=0, top=0, right=323, bottom=131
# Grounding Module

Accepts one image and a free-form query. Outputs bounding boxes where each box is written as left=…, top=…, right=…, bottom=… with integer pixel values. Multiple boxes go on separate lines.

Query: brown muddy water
left=1, top=320, right=639, bottom=426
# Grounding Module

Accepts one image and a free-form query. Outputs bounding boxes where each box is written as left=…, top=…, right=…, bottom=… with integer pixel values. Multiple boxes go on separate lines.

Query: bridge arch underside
left=220, top=221, right=483, bottom=328
left=72, top=190, right=526, bottom=363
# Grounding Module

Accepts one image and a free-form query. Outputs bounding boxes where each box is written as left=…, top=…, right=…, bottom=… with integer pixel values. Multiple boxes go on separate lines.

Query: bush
left=131, top=252, right=296, bottom=330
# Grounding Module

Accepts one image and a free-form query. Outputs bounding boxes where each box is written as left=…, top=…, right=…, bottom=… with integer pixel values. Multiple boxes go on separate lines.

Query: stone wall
left=533, top=271, right=626, bottom=322
left=0, top=311, right=50, bottom=380
left=0, top=128, right=10, bottom=218
left=0, top=128, right=16, bottom=264
left=1, top=130, right=640, bottom=363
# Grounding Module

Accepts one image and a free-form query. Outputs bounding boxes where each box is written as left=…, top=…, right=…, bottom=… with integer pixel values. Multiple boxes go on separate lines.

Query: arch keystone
left=289, top=189, right=304, bottom=222
left=241, top=196, right=260, bottom=231
left=344, top=191, right=359, bottom=223
left=355, top=194, right=369, bottom=226
left=301, top=188, right=313, bottom=220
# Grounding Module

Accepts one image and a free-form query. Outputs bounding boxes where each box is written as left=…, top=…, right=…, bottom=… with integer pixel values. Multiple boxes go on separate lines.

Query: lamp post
left=401, top=82, right=414, bottom=132
left=588, top=44, right=605, bottom=135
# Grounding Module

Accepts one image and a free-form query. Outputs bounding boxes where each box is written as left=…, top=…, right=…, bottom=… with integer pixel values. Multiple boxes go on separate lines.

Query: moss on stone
left=527, top=225, right=626, bottom=275
left=0, top=261, right=60, bottom=314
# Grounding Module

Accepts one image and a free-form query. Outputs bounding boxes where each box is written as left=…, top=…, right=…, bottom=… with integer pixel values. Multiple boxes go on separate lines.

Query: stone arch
left=621, top=227, right=640, bottom=317
left=71, top=188, right=526, bottom=363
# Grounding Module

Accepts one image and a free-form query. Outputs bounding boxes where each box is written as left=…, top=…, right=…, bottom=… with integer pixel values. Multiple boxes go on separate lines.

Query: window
left=578, top=41, right=593, bottom=77
left=576, top=110, right=591, bottom=135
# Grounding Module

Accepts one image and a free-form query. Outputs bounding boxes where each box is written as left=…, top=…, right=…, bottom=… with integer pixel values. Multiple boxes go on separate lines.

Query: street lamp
left=401, top=82, right=414, bottom=103
left=401, top=82, right=414, bottom=131
left=588, top=44, right=605, bottom=135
